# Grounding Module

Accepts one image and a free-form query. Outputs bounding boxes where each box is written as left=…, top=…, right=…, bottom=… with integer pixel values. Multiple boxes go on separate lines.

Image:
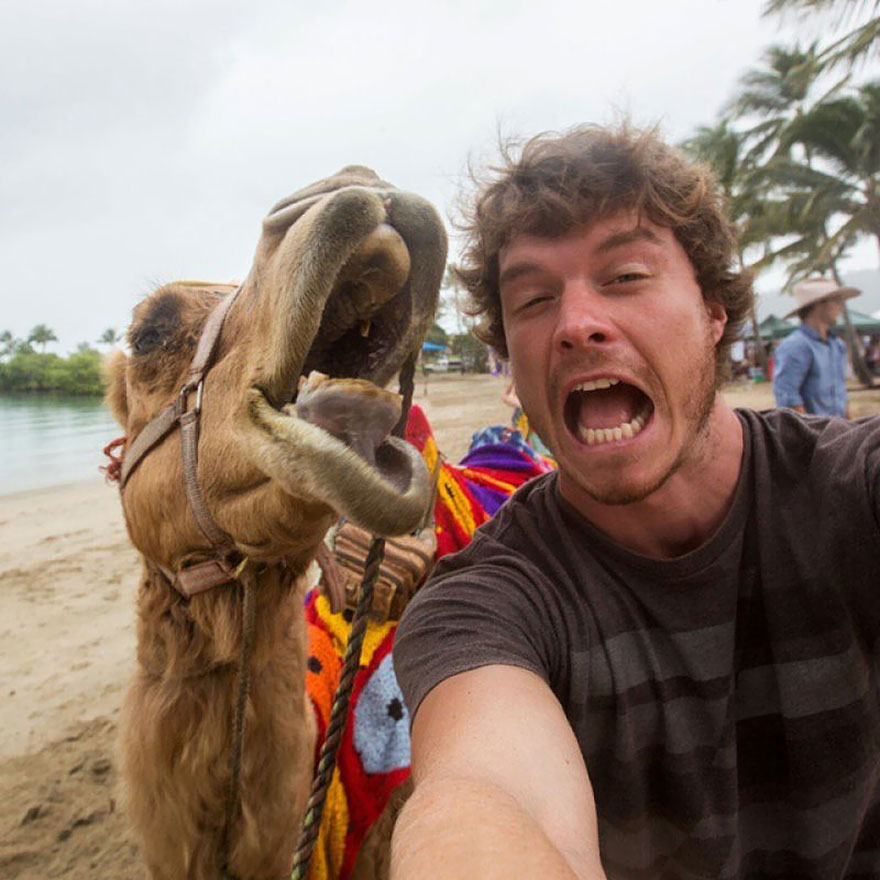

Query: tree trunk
left=750, top=302, right=769, bottom=376
left=830, top=264, right=873, bottom=387
left=739, top=247, right=768, bottom=377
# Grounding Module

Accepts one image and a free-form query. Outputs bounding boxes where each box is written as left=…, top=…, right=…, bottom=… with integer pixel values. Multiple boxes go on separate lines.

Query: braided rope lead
left=221, top=565, right=258, bottom=878
left=289, top=353, right=417, bottom=879
left=290, top=536, right=385, bottom=879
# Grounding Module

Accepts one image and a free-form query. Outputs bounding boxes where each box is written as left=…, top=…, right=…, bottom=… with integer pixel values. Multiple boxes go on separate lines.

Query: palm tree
left=0, top=329, right=14, bottom=359
left=726, top=42, right=847, bottom=165
left=750, top=82, right=880, bottom=383
left=775, top=82, right=880, bottom=265
left=28, top=324, right=57, bottom=353
left=681, top=119, right=770, bottom=372
left=763, top=0, right=880, bottom=68
left=98, top=327, right=121, bottom=346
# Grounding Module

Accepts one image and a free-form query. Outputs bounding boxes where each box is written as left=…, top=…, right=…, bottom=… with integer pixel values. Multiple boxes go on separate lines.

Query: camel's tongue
left=575, top=384, right=644, bottom=430
left=294, top=372, right=402, bottom=466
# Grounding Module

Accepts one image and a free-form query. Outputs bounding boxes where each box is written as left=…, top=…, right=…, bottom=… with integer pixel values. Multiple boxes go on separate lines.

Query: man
left=773, top=276, right=860, bottom=418
left=391, top=126, right=880, bottom=879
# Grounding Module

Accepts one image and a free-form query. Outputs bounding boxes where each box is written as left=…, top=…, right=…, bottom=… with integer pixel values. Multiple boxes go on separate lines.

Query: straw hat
left=783, top=276, right=860, bottom=320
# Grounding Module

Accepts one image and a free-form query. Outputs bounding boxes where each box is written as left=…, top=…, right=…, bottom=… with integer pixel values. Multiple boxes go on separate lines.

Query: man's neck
left=804, top=313, right=830, bottom=340
left=563, top=399, right=744, bottom=559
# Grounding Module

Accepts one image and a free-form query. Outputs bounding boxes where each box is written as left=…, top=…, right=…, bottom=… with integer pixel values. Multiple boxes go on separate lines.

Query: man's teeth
left=574, top=377, right=619, bottom=392
left=579, top=410, right=649, bottom=445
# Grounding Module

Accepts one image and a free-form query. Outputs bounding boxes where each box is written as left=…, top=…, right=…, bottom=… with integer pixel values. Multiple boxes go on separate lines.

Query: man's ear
left=103, top=349, right=129, bottom=427
left=706, top=301, right=728, bottom=345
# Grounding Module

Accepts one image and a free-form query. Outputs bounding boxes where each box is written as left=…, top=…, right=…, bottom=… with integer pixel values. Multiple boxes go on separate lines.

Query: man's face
left=498, top=213, right=727, bottom=507
left=815, top=295, right=843, bottom=325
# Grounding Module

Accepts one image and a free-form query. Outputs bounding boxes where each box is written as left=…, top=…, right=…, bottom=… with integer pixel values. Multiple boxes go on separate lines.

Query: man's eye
left=611, top=272, right=648, bottom=285
left=516, top=293, right=552, bottom=312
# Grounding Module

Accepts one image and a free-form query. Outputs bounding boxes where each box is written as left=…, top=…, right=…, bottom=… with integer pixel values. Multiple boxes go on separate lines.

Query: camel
left=104, top=166, right=447, bottom=880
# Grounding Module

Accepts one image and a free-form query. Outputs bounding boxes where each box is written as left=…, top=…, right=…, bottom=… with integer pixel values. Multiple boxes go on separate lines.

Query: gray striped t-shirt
left=394, top=408, right=880, bottom=879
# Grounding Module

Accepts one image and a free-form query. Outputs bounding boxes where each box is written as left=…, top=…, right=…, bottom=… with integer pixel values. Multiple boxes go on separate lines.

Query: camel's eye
left=131, top=327, right=164, bottom=356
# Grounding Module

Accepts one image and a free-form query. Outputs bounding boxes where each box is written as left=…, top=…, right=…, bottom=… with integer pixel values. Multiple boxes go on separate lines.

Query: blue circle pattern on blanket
left=354, top=652, right=411, bottom=774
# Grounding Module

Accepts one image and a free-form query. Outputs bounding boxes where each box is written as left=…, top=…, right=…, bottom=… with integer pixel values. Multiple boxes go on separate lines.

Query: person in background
left=772, top=276, right=860, bottom=417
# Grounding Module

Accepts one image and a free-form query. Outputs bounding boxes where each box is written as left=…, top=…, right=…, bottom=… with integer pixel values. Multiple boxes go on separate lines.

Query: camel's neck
left=134, top=558, right=311, bottom=681
left=123, top=557, right=318, bottom=879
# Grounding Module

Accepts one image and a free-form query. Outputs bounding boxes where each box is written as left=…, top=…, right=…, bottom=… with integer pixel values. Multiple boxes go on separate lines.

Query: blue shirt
left=773, top=324, right=849, bottom=417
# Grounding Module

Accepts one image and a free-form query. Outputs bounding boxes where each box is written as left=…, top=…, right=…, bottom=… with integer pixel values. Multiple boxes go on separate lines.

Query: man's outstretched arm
left=391, top=664, right=607, bottom=880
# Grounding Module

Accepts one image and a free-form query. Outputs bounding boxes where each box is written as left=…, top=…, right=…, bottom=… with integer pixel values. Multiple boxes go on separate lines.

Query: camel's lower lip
left=242, top=386, right=430, bottom=535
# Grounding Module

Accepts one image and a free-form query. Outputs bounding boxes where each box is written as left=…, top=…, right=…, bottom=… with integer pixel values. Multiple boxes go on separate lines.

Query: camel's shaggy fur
left=106, top=167, right=445, bottom=879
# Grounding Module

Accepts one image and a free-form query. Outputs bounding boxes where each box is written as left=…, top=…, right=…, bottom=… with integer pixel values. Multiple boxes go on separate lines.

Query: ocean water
left=0, top=394, right=121, bottom=495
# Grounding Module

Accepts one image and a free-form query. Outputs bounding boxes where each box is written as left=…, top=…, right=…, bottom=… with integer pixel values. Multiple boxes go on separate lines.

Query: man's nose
left=552, top=282, right=616, bottom=353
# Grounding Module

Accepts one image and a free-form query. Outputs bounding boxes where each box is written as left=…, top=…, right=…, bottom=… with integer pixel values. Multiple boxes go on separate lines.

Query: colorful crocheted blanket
left=304, top=404, right=554, bottom=879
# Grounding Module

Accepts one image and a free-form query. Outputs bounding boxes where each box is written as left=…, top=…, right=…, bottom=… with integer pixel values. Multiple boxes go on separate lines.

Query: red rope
left=100, top=436, right=127, bottom=484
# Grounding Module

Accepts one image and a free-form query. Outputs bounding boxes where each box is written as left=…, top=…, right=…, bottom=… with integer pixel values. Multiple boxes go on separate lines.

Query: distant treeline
left=0, top=347, right=105, bottom=395
left=0, top=325, right=118, bottom=395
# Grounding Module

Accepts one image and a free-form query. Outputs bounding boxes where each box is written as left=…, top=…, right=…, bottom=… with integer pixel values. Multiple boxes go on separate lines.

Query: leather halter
left=118, top=285, right=246, bottom=597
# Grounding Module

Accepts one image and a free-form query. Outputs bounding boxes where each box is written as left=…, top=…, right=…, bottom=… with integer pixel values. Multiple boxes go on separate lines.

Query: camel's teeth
left=359, top=319, right=371, bottom=338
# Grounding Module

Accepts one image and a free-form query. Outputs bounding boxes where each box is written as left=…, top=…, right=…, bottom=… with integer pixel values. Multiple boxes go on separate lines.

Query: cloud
left=0, top=0, right=844, bottom=349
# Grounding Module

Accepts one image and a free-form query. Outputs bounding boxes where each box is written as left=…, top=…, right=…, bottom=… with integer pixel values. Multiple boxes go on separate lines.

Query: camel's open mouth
left=301, top=231, right=413, bottom=383
left=264, top=222, right=415, bottom=409
left=240, top=188, right=443, bottom=537
left=252, top=219, right=417, bottom=482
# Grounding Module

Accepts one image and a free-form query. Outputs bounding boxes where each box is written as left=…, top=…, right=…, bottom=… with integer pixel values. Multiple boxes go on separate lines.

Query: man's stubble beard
left=553, top=330, right=720, bottom=507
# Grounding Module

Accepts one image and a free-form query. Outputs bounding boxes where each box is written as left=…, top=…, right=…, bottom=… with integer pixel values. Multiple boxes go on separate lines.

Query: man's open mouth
left=565, top=377, right=655, bottom=446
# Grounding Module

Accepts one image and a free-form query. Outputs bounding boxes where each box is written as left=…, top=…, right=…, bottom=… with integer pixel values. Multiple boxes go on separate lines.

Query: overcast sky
left=2, top=0, right=878, bottom=351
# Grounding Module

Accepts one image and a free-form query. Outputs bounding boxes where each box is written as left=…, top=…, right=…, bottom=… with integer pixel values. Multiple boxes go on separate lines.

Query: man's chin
left=559, top=458, right=681, bottom=508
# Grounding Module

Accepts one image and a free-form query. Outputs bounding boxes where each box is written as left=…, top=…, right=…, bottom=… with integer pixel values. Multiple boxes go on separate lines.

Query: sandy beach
left=0, top=373, right=513, bottom=879
left=1, top=373, right=878, bottom=879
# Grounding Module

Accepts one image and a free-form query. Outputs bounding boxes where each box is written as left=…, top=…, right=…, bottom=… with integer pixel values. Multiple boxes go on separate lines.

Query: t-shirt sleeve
left=393, top=531, right=559, bottom=720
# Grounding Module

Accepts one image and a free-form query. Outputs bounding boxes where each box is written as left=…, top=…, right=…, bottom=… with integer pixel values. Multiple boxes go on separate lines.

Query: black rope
left=290, top=536, right=385, bottom=878
left=290, top=352, right=418, bottom=879
left=392, top=353, right=417, bottom=440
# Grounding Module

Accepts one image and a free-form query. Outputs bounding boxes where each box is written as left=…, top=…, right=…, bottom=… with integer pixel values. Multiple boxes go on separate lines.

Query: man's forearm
left=391, top=777, right=605, bottom=880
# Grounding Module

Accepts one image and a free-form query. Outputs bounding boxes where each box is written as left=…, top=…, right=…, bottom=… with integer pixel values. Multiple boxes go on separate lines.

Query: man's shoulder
left=741, top=406, right=879, bottom=442
left=776, top=326, right=810, bottom=352
left=739, top=407, right=880, bottom=486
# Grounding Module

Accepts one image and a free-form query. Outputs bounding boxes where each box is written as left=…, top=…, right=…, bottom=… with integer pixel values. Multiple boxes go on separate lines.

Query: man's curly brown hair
left=455, top=124, right=753, bottom=385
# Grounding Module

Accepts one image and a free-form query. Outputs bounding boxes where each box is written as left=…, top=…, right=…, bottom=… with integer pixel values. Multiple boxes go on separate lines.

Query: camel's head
left=107, top=167, right=446, bottom=571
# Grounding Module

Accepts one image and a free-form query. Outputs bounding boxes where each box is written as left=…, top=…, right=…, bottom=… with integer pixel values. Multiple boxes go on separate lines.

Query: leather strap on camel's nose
left=118, top=284, right=245, bottom=596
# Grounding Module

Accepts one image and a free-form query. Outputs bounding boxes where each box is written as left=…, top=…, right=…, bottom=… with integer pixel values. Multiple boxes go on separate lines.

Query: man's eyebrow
left=498, top=261, right=545, bottom=288
left=594, top=226, right=662, bottom=254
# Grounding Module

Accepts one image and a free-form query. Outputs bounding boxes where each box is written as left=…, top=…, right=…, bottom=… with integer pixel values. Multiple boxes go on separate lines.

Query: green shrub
left=0, top=347, right=105, bottom=395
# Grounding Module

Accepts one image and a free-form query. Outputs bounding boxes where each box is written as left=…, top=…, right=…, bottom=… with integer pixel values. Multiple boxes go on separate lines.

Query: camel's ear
left=103, top=349, right=129, bottom=426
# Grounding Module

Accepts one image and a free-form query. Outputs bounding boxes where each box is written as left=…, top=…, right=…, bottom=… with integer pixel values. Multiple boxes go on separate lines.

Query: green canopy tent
left=840, top=310, right=880, bottom=336
left=741, top=314, right=797, bottom=340
left=745, top=311, right=880, bottom=339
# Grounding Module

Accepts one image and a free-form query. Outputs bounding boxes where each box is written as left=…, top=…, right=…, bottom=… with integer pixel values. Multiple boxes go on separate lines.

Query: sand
left=1, top=373, right=878, bottom=879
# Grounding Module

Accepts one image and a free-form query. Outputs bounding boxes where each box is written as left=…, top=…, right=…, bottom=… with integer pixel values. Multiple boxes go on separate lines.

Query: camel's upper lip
left=261, top=232, right=415, bottom=410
